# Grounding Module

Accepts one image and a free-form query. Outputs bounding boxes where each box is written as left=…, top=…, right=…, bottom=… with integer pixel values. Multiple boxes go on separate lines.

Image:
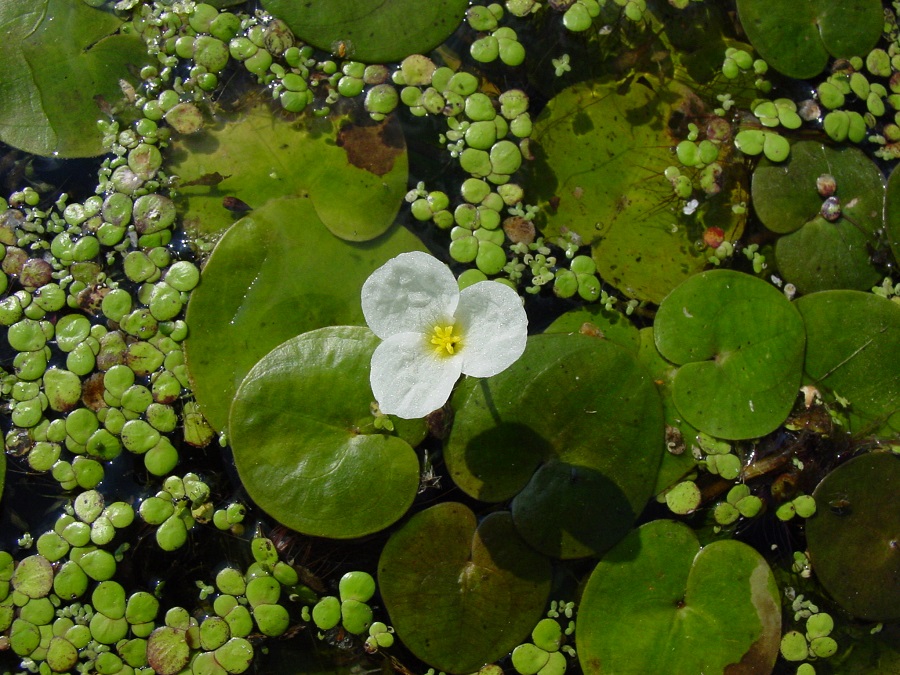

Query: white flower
left=361, top=251, right=528, bottom=419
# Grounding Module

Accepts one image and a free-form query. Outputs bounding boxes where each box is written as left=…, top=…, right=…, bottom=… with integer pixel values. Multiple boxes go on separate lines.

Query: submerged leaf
left=0, top=0, right=148, bottom=156
left=169, top=104, right=408, bottom=241
left=529, top=78, right=746, bottom=303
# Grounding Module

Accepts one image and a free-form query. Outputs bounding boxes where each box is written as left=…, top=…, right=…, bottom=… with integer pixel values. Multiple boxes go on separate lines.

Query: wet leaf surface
left=230, top=326, right=423, bottom=539
left=753, top=141, right=884, bottom=293
left=261, top=0, right=469, bottom=63
left=378, top=503, right=551, bottom=674
left=736, top=0, right=883, bottom=78
left=806, top=452, right=900, bottom=621
left=654, top=270, right=806, bottom=440
left=796, top=291, right=900, bottom=437
left=578, top=519, right=781, bottom=675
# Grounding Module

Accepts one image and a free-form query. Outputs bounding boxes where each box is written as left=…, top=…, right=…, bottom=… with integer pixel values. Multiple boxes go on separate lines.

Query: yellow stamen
left=430, top=324, right=462, bottom=356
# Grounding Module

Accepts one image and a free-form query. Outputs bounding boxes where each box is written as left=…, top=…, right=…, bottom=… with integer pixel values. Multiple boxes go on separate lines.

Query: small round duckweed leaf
left=0, top=0, right=148, bottom=157
left=578, top=519, right=781, bottom=674
left=215, top=637, right=253, bottom=674
left=654, top=270, right=806, bottom=439
left=230, top=326, right=420, bottom=538
left=169, top=104, right=407, bottom=241
left=796, top=291, right=900, bottom=437
left=339, top=571, right=375, bottom=603
left=446, top=333, right=664, bottom=558
left=147, top=626, right=191, bottom=675
left=735, top=0, right=882, bottom=79
left=261, top=0, right=468, bottom=63
left=529, top=77, right=747, bottom=303
left=806, top=452, right=900, bottom=621
left=184, top=196, right=426, bottom=431
left=378, top=503, right=551, bottom=674
left=11, top=555, right=53, bottom=599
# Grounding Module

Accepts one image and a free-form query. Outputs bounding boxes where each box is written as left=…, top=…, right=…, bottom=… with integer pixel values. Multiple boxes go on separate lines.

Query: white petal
left=455, top=281, right=528, bottom=378
left=361, top=251, right=459, bottom=339
left=370, top=332, right=463, bottom=419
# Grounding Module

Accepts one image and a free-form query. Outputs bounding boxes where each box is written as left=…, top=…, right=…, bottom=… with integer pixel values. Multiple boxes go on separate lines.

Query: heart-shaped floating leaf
left=795, top=291, right=900, bottom=437
left=168, top=104, right=407, bottom=241
left=529, top=77, right=747, bottom=303
left=261, top=0, right=469, bottom=63
left=752, top=141, right=884, bottom=293
left=446, top=333, right=664, bottom=558
left=230, top=326, right=421, bottom=539
left=0, top=0, right=148, bottom=157
left=735, top=0, right=883, bottom=79
left=806, top=452, right=900, bottom=621
left=654, top=269, right=806, bottom=440
left=753, top=141, right=884, bottom=235
left=378, top=502, right=551, bottom=674
left=184, top=196, right=425, bottom=431
left=578, top=519, right=781, bottom=675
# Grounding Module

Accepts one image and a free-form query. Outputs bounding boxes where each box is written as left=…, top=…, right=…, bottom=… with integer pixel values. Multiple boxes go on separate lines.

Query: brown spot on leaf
left=82, top=373, right=107, bottom=411
left=336, top=118, right=404, bottom=176
left=179, top=172, right=230, bottom=188
left=503, top=216, right=535, bottom=244
left=724, top=561, right=781, bottom=673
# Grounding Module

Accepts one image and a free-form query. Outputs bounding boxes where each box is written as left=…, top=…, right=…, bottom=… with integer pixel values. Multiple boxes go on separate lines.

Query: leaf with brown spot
left=337, top=118, right=404, bottom=176
left=168, top=103, right=407, bottom=241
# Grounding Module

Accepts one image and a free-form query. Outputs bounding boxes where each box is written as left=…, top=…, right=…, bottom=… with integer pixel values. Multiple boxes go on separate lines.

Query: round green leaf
left=0, top=0, right=149, bottom=156
left=261, top=0, right=468, bottom=63
left=735, top=0, right=882, bottom=79
left=654, top=270, right=806, bottom=439
left=529, top=77, right=747, bottom=303
left=147, top=626, right=191, bottom=675
left=169, top=104, right=407, bottom=241
left=184, top=196, right=425, bottom=431
left=806, top=452, right=900, bottom=621
left=578, top=519, right=781, bottom=674
left=775, top=215, right=882, bottom=294
left=512, top=644, right=550, bottom=675
left=378, top=503, right=551, bottom=674
left=11, top=555, right=53, bottom=599
left=230, top=326, right=420, bottom=538
left=752, top=141, right=884, bottom=293
left=796, top=291, right=900, bottom=437
left=446, top=333, right=664, bottom=559
left=753, top=142, right=884, bottom=235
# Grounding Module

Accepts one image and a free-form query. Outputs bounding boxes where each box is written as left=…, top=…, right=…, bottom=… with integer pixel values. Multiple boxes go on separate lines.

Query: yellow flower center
left=430, top=324, right=462, bottom=356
